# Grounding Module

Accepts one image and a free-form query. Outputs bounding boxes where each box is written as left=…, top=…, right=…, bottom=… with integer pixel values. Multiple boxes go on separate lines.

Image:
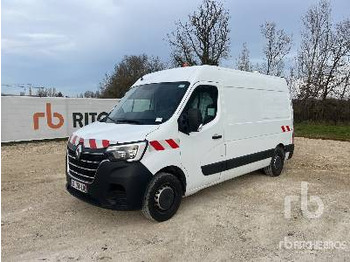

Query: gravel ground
left=1, top=137, right=350, bottom=261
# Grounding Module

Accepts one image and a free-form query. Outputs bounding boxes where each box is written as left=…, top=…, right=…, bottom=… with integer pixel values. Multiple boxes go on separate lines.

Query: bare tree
left=167, top=0, right=230, bottom=66
left=236, top=42, right=252, bottom=72
left=297, top=0, right=350, bottom=100
left=320, top=19, right=350, bottom=100
left=36, top=87, right=63, bottom=97
left=259, top=21, right=292, bottom=76
left=82, top=90, right=100, bottom=98
left=297, top=0, right=332, bottom=99
left=286, top=65, right=301, bottom=99
left=100, top=54, right=165, bottom=98
left=337, top=64, right=350, bottom=100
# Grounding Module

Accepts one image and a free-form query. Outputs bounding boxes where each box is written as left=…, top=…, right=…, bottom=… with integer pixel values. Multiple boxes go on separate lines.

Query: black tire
left=142, top=172, right=183, bottom=222
left=264, top=147, right=285, bottom=177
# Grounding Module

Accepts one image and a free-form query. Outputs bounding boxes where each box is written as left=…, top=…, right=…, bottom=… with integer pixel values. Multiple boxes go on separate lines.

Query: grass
left=294, top=122, right=350, bottom=141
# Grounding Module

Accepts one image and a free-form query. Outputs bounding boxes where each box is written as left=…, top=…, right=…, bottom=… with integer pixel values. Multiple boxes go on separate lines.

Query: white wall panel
left=1, top=97, right=119, bottom=142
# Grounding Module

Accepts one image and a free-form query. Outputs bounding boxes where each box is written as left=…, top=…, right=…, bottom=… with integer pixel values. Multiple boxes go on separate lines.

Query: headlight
left=106, top=141, right=147, bottom=162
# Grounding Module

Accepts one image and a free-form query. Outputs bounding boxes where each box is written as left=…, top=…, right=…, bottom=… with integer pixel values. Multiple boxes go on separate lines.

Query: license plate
left=71, top=179, right=87, bottom=193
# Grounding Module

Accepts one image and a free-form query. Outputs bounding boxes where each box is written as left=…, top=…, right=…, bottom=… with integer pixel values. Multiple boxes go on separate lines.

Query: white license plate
left=71, top=179, right=87, bottom=193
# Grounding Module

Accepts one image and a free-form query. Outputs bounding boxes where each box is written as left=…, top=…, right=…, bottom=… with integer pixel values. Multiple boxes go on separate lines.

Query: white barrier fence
left=1, top=96, right=119, bottom=142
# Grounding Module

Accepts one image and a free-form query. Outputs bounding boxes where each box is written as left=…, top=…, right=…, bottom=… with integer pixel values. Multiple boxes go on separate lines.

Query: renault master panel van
left=66, top=65, right=294, bottom=222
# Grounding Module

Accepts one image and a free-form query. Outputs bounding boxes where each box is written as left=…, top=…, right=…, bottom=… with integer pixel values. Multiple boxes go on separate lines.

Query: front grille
left=67, top=145, right=107, bottom=184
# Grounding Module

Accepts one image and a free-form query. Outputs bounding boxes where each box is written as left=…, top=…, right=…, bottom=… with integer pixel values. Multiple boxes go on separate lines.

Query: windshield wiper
left=116, top=119, right=142, bottom=125
left=104, top=115, right=118, bottom=124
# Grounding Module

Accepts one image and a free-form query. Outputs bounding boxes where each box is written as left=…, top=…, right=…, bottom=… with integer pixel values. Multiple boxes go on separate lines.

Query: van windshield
left=105, top=82, right=190, bottom=125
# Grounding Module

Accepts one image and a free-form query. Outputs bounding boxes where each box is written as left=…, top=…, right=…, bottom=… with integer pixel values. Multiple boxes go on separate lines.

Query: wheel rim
left=154, top=185, right=175, bottom=211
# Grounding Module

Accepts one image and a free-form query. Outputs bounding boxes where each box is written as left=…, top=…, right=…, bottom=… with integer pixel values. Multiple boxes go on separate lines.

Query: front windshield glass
left=106, top=81, right=190, bottom=125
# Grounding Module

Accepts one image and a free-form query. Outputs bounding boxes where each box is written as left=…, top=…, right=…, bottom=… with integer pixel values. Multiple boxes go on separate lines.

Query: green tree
left=100, top=54, right=165, bottom=98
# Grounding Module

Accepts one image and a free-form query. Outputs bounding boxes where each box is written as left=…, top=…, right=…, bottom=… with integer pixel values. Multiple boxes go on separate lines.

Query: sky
left=1, top=0, right=350, bottom=96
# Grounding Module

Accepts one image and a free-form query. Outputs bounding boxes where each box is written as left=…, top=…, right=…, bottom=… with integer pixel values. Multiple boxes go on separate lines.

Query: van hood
left=72, top=121, right=159, bottom=144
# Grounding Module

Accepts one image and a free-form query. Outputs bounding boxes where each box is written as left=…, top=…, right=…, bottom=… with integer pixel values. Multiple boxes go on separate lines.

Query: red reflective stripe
left=165, top=139, right=179, bottom=149
left=150, top=140, right=165, bottom=151
left=72, top=135, right=77, bottom=144
left=89, top=139, right=97, bottom=149
left=102, top=140, right=110, bottom=148
left=286, top=126, right=291, bottom=131
left=281, top=126, right=286, bottom=132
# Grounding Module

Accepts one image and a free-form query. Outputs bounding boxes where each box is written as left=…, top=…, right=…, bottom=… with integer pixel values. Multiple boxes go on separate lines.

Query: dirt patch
left=1, top=138, right=350, bottom=261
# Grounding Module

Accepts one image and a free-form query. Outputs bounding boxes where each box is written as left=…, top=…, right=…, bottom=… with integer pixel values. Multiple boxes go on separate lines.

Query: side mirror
left=178, top=108, right=203, bottom=134
left=178, top=114, right=188, bottom=134
left=188, top=108, right=202, bottom=132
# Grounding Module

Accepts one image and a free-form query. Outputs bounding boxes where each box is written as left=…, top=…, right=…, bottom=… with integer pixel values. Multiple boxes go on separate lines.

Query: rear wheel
left=264, top=147, right=285, bottom=177
left=142, top=172, right=183, bottom=222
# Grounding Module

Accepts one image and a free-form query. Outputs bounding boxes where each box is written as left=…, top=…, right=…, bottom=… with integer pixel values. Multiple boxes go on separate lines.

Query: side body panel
left=141, top=121, right=184, bottom=177
left=220, top=83, right=293, bottom=181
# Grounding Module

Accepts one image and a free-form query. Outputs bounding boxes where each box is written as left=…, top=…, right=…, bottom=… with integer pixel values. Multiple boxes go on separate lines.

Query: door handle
left=212, top=134, right=222, bottom=140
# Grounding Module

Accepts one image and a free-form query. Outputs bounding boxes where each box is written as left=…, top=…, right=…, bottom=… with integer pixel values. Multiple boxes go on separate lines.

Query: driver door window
left=185, top=85, right=218, bottom=125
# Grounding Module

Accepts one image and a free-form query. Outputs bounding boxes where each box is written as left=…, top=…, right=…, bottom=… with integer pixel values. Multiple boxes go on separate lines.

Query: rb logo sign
left=33, top=103, right=64, bottom=130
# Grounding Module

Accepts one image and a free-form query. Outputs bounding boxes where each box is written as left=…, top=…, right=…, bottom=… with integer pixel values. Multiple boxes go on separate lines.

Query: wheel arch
left=276, top=143, right=285, bottom=150
left=158, top=165, right=187, bottom=195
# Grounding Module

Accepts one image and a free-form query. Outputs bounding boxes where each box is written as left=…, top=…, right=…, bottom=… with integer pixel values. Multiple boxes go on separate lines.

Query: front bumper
left=66, top=160, right=153, bottom=210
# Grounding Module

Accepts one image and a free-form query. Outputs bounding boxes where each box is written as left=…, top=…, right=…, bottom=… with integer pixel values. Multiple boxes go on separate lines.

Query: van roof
left=134, top=65, right=288, bottom=92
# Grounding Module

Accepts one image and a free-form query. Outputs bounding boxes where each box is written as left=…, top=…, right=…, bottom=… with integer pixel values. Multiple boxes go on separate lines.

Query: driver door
left=178, top=84, right=225, bottom=192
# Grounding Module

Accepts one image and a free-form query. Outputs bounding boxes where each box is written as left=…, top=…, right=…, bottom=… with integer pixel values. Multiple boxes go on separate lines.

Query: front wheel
left=264, top=147, right=285, bottom=177
left=142, top=172, right=183, bottom=222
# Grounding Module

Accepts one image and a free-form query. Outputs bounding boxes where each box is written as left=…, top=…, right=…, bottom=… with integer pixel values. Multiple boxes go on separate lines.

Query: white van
left=66, top=65, right=294, bottom=222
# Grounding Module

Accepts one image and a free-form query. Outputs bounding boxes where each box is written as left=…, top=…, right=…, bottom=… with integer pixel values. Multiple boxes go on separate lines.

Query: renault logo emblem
left=75, top=144, right=83, bottom=160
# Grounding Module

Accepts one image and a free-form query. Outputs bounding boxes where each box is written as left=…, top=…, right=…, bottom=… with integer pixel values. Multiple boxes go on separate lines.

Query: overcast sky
left=2, top=0, right=349, bottom=96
